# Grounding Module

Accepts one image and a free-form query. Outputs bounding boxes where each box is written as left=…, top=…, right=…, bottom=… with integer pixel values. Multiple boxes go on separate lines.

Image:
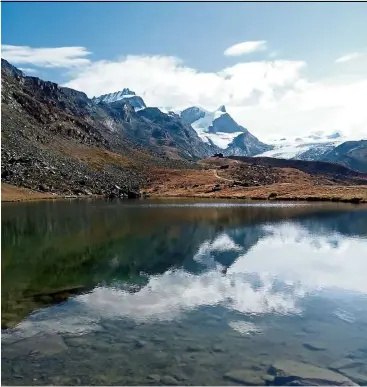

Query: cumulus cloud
left=64, top=55, right=306, bottom=111
left=335, top=52, right=364, bottom=63
left=4, top=44, right=367, bottom=139
left=224, top=40, right=267, bottom=56
left=1, top=45, right=91, bottom=68
left=64, top=54, right=367, bottom=139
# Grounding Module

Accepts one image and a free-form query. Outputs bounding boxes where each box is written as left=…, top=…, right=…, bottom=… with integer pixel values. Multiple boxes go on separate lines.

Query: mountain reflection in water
left=2, top=199, right=367, bottom=386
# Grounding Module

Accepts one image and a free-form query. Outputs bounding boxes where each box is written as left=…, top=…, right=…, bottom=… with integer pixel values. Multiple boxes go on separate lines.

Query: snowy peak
left=179, top=105, right=270, bottom=154
left=180, top=106, right=207, bottom=125
left=92, top=89, right=146, bottom=111
left=180, top=106, right=244, bottom=135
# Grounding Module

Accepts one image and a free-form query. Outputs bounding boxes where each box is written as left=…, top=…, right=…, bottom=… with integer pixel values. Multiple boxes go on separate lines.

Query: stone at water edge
left=269, top=360, right=358, bottom=386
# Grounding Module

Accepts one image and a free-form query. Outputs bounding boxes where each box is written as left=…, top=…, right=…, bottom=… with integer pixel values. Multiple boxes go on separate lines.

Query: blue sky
left=2, top=2, right=367, bottom=139
left=3, top=2, right=367, bottom=76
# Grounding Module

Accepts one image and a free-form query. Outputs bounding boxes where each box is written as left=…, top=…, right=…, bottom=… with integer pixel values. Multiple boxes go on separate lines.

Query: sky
left=2, top=2, right=367, bottom=140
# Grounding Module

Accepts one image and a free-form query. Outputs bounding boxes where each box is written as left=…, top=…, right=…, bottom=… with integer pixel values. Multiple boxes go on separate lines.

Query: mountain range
left=96, top=86, right=366, bottom=172
left=1, top=58, right=367, bottom=199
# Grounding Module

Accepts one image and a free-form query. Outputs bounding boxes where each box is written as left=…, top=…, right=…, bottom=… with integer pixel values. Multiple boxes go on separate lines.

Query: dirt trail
left=213, top=169, right=233, bottom=182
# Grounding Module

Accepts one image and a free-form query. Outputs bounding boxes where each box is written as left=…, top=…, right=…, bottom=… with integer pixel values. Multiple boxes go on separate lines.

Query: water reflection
left=2, top=201, right=367, bottom=336
left=2, top=200, right=367, bottom=386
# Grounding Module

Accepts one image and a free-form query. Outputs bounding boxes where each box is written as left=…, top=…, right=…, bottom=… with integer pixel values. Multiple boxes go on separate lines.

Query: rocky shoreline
left=2, top=182, right=366, bottom=204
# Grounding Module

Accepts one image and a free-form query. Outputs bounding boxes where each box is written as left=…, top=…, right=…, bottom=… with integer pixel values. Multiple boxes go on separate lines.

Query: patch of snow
left=191, top=108, right=226, bottom=132
left=199, top=131, right=244, bottom=149
left=93, top=89, right=146, bottom=111
left=256, top=137, right=345, bottom=160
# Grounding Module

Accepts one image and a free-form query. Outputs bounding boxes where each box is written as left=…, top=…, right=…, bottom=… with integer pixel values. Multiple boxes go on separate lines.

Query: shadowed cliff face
left=321, top=140, right=367, bottom=173
left=2, top=198, right=365, bottom=329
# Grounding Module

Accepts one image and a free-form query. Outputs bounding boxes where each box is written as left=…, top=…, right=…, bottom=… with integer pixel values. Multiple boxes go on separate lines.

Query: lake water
left=2, top=199, right=367, bottom=386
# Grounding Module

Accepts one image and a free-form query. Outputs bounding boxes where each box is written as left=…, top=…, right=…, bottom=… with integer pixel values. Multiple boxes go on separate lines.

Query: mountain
left=180, top=105, right=272, bottom=156
left=321, top=140, right=367, bottom=173
left=225, top=131, right=273, bottom=156
left=92, top=88, right=146, bottom=111
left=1, top=59, right=218, bottom=197
left=256, top=132, right=346, bottom=162
left=255, top=132, right=367, bottom=173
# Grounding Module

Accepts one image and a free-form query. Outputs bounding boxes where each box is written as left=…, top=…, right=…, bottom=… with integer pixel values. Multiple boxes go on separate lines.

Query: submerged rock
left=329, top=359, right=367, bottom=385
left=147, top=374, right=161, bottom=382
left=186, top=344, right=204, bottom=352
left=135, top=339, right=147, bottom=348
left=161, top=375, right=180, bottom=385
left=303, top=342, right=326, bottom=351
left=212, top=344, right=225, bottom=353
left=269, top=360, right=357, bottom=386
left=3, top=333, right=67, bottom=359
left=224, top=370, right=270, bottom=385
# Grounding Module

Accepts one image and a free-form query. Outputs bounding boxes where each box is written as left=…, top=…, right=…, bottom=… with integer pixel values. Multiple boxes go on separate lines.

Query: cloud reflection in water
left=8, top=222, right=367, bottom=338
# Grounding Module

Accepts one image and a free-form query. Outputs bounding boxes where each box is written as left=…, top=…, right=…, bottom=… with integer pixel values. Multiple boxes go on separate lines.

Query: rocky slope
left=227, top=155, right=367, bottom=185
left=321, top=140, right=367, bottom=173
left=1, top=59, right=218, bottom=197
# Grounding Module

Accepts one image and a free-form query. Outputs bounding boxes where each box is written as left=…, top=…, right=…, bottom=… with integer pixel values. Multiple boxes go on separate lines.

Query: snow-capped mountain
left=179, top=105, right=271, bottom=155
left=255, top=131, right=346, bottom=161
left=90, top=89, right=365, bottom=168
left=92, top=88, right=146, bottom=111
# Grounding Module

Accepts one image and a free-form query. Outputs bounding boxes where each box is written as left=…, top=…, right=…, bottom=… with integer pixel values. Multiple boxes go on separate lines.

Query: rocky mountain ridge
left=91, top=88, right=366, bottom=172
left=92, top=88, right=146, bottom=111
left=2, top=58, right=366, bottom=200
left=1, top=59, right=218, bottom=197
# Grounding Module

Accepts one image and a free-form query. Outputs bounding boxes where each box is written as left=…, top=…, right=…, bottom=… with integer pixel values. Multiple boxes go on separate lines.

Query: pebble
left=186, top=344, right=203, bottom=352
left=161, top=375, right=180, bottom=385
left=147, top=374, right=161, bottom=382
left=135, top=340, right=147, bottom=348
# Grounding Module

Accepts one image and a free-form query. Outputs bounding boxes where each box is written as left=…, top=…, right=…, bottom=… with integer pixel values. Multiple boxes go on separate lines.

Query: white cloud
left=64, top=55, right=306, bottom=110
left=4, top=44, right=367, bottom=139
left=224, top=40, right=267, bottom=56
left=1, top=45, right=91, bottom=68
left=19, top=67, right=38, bottom=74
left=64, top=54, right=367, bottom=139
left=335, top=52, right=364, bottom=63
